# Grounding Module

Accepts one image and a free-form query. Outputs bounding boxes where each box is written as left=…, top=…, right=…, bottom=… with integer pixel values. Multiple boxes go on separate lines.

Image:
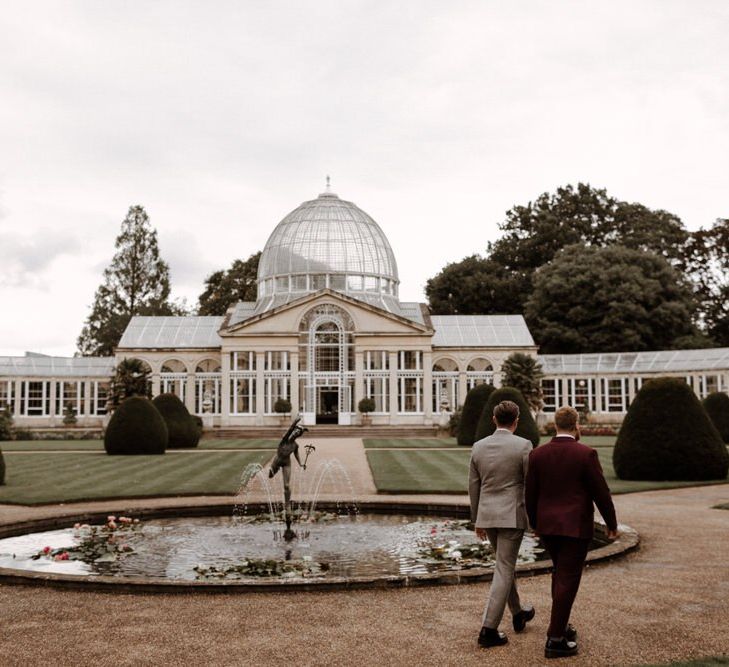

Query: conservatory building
left=1, top=185, right=728, bottom=429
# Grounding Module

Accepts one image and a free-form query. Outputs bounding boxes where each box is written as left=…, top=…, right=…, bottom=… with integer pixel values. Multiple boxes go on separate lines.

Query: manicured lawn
left=0, top=438, right=277, bottom=452
left=0, top=451, right=273, bottom=505
left=366, top=442, right=729, bottom=496
left=366, top=449, right=471, bottom=493
left=363, top=437, right=457, bottom=449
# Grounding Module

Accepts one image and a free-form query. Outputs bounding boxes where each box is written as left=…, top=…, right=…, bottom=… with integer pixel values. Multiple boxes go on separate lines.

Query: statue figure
left=269, top=416, right=313, bottom=540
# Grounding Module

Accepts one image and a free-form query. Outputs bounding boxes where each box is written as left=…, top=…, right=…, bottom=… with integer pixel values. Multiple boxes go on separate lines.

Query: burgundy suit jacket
left=525, top=436, right=617, bottom=539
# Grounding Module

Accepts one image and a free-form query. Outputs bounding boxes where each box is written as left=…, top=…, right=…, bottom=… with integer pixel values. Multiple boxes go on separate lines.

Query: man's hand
left=606, top=528, right=619, bottom=540
left=475, top=527, right=487, bottom=541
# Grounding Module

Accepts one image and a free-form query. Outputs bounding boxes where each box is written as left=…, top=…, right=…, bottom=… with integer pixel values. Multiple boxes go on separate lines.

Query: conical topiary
left=0, top=448, right=5, bottom=485
left=613, top=378, right=729, bottom=481
left=457, top=383, right=496, bottom=446
left=152, top=393, right=200, bottom=448
left=104, top=396, right=167, bottom=455
left=702, top=392, right=729, bottom=443
left=474, top=386, right=540, bottom=447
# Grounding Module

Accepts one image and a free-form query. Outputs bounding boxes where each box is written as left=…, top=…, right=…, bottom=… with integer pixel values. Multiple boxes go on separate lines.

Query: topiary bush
left=457, top=383, right=496, bottom=446
left=613, top=378, right=729, bottom=481
left=152, top=393, right=200, bottom=448
left=474, top=386, right=540, bottom=447
left=0, top=447, right=5, bottom=485
left=0, top=407, right=13, bottom=441
left=104, top=397, right=167, bottom=455
left=702, top=392, right=729, bottom=443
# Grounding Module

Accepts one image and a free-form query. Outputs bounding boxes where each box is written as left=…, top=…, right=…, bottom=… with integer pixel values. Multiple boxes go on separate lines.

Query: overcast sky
left=1, top=1, right=728, bottom=356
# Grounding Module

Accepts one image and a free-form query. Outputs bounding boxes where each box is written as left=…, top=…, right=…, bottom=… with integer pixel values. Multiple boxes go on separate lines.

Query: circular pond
left=0, top=504, right=639, bottom=591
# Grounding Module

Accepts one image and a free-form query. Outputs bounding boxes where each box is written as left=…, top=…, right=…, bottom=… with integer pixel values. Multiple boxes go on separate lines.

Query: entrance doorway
left=316, top=387, right=339, bottom=424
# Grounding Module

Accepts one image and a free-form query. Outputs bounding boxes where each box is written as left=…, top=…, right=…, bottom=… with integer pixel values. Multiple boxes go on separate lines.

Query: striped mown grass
left=1, top=438, right=277, bottom=452
left=363, top=437, right=457, bottom=449
left=366, top=444, right=728, bottom=495
left=0, top=450, right=273, bottom=505
left=366, top=449, right=470, bottom=493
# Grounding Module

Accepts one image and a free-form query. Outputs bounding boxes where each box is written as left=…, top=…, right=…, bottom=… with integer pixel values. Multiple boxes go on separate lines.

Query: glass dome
left=255, top=185, right=401, bottom=314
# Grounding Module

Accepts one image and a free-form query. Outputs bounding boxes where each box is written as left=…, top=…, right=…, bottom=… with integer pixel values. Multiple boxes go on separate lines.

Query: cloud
left=0, top=229, right=81, bottom=288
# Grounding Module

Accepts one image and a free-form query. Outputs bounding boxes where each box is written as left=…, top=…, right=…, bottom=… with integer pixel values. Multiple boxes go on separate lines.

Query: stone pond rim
left=0, top=501, right=639, bottom=593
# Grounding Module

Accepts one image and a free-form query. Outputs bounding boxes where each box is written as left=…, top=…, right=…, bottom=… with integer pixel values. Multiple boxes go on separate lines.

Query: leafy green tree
left=78, top=206, right=184, bottom=356
left=524, top=245, right=698, bottom=354
left=500, top=353, right=544, bottom=412
left=683, top=218, right=729, bottom=346
left=426, top=183, right=689, bottom=316
left=198, top=252, right=261, bottom=315
left=425, top=256, right=526, bottom=315
left=108, top=358, right=152, bottom=410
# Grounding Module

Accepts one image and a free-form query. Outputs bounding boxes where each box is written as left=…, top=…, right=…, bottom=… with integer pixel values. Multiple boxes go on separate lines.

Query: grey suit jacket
left=469, top=429, right=532, bottom=529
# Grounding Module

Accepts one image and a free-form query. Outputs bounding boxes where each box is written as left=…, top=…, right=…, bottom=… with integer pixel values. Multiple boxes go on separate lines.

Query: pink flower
left=430, top=527, right=438, bottom=535
left=107, top=515, right=116, bottom=522
left=42, top=546, right=51, bottom=554
left=54, top=552, right=69, bottom=561
left=73, top=523, right=81, bottom=529
left=108, top=521, right=117, bottom=530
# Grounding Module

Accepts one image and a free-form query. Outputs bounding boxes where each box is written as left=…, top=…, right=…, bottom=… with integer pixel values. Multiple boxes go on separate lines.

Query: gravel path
left=0, top=440, right=727, bottom=666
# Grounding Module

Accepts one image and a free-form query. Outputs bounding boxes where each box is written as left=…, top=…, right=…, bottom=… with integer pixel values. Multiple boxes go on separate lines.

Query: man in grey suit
left=469, top=399, right=535, bottom=648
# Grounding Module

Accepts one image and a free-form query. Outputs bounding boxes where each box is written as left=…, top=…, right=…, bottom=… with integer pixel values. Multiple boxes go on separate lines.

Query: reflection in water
left=0, top=514, right=555, bottom=581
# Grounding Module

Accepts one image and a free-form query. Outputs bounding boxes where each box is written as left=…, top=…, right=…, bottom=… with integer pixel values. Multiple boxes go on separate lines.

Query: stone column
left=458, top=369, right=468, bottom=406
left=220, top=352, right=231, bottom=426
left=423, top=350, right=433, bottom=422
left=256, top=352, right=265, bottom=424
left=13, top=379, right=22, bottom=417
left=84, top=380, right=92, bottom=422
left=389, top=351, right=398, bottom=423
left=185, top=373, right=196, bottom=413
left=354, top=350, right=364, bottom=422
left=290, top=351, right=300, bottom=417
left=594, top=376, right=603, bottom=416
left=151, top=373, right=161, bottom=397
left=49, top=379, right=58, bottom=426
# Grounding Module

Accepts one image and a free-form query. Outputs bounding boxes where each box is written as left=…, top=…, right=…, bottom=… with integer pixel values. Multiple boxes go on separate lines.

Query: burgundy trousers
left=540, top=535, right=590, bottom=638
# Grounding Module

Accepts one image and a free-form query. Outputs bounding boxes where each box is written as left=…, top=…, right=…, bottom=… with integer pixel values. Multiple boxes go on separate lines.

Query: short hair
left=554, top=406, right=579, bottom=431
left=493, top=400, right=520, bottom=426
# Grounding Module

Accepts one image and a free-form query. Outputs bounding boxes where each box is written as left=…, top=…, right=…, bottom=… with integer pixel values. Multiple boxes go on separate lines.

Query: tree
left=500, top=353, right=544, bottom=412
left=108, top=358, right=152, bottom=410
left=425, top=256, right=527, bottom=315
left=426, top=183, right=690, bottom=316
left=613, top=378, right=729, bottom=481
left=474, top=386, right=540, bottom=447
left=78, top=205, right=184, bottom=356
left=524, top=245, right=699, bottom=354
left=683, top=218, right=729, bottom=346
left=198, top=252, right=261, bottom=315
left=457, top=383, right=496, bottom=446
left=702, top=392, right=729, bottom=443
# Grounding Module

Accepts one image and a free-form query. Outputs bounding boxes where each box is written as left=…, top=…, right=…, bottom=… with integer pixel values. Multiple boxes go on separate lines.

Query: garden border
left=0, top=501, right=639, bottom=593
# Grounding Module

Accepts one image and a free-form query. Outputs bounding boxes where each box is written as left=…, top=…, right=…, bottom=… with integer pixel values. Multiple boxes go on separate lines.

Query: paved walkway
left=0, top=440, right=728, bottom=666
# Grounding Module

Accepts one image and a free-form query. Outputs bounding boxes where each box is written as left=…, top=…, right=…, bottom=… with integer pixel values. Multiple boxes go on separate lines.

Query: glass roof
left=118, top=317, right=225, bottom=349
left=538, top=348, right=729, bottom=374
left=258, top=190, right=398, bottom=281
left=431, top=315, right=535, bottom=347
left=0, top=353, right=114, bottom=378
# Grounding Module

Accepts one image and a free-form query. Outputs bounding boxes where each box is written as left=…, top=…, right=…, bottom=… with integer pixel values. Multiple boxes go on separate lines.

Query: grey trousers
left=482, top=527, right=525, bottom=628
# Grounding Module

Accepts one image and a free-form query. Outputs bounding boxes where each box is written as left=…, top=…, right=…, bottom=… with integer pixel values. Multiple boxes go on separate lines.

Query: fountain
left=0, top=419, right=639, bottom=590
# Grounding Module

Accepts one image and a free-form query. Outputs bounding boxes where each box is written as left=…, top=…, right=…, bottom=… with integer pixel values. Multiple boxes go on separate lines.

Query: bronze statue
left=269, top=417, right=314, bottom=540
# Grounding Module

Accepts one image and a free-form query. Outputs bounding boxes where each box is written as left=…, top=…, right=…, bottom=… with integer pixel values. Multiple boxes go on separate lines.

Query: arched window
left=466, top=357, right=494, bottom=390
left=160, top=359, right=188, bottom=400
left=195, top=359, right=222, bottom=415
left=432, top=358, right=459, bottom=412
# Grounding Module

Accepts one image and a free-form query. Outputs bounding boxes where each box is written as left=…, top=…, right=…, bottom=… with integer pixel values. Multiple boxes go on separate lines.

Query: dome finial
left=325, top=174, right=331, bottom=192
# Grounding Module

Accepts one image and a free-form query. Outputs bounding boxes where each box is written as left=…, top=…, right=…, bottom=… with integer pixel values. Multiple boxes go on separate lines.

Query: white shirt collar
left=495, top=428, right=513, bottom=434
left=555, top=433, right=576, bottom=439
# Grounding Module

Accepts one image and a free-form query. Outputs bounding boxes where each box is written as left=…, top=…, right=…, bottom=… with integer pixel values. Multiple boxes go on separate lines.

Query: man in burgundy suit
left=525, top=406, right=618, bottom=659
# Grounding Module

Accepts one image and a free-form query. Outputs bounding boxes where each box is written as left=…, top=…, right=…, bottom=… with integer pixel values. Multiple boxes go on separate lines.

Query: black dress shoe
left=512, top=606, right=536, bottom=632
left=564, top=624, right=577, bottom=642
left=545, top=637, right=578, bottom=659
left=478, top=627, right=508, bottom=648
